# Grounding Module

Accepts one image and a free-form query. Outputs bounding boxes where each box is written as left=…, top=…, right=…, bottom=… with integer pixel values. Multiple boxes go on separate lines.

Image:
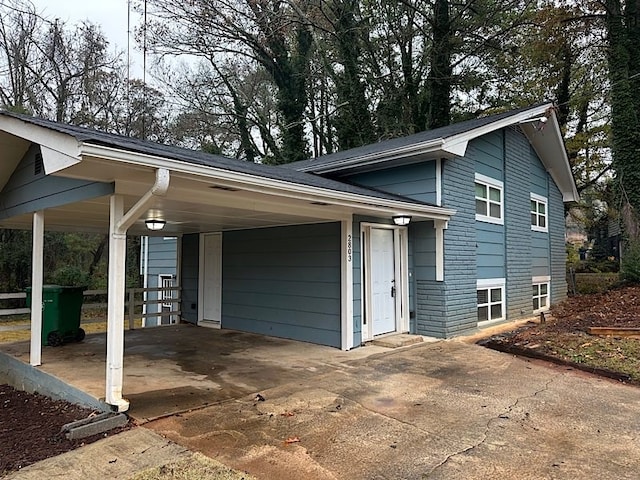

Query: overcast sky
left=29, top=0, right=144, bottom=73
left=31, top=0, right=131, bottom=48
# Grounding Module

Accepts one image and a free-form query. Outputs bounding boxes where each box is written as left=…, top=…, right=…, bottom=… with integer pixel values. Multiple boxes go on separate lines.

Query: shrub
left=50, top=266, right=89, bottom=288
left=621, top=242, right=640, bottom=283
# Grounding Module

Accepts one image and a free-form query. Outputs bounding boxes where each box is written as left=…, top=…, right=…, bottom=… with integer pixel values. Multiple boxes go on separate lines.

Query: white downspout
left=105, top=168, right=169, bottom=412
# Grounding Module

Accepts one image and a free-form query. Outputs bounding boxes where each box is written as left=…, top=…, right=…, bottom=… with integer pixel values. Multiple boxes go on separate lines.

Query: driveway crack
left=422, top=377, right=555, bottom=478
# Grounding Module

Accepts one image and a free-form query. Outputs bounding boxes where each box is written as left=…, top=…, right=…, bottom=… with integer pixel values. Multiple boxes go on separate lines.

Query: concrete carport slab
left=0, top=324, right=394, bottom=422
left=145, top=340, right=640, bottom=480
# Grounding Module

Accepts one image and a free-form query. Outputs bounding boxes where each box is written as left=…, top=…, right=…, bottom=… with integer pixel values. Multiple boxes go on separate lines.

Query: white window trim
left=477, top=278, right=506, bottom=323
left=475, top=173, right=504, bottom=225
left=530, top=193, right=548, bottom=233
left=532, top=275, right=551, bottom=313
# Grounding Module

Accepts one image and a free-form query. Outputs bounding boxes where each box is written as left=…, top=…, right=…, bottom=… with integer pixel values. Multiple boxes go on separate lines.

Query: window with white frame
left=477, top=279, right=505, bottom=322
left=532, top=276, right=550, bottom=312
left=530, top=193, right=548, bottom=232
left=475, top=174, right=504, bottom=225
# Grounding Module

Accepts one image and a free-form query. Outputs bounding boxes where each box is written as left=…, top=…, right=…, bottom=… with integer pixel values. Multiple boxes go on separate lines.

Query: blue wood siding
left=504, top=127, right=535, bottom=318
left=145, top=236, right=177, bottom=326
left=529, top=144, right=551, bottom=277
left=473, top=131, right=506, bottom=280
left=409, top=221, right=435, bottom=334
left=222, top=223, right=341, bottom=347
left=346, top=161, right=437, bottom=204
left=531, top=231, right=550, bottom=277
left=472, top=131, right=504, bottom=181
left=180, top=234, right=199, bottom=324
left=549, top=180, right=567, bottom=303
left=415, top=156, right=477, bottom=338
left=410, top=221, right=436, bottom=281
left=352, top=220, right=362, bottom=346
left=0, top=144, right=113, bottom=220
left=477, top=223, right=505, bottom=278
left=530, top=153, right=548, bottom=198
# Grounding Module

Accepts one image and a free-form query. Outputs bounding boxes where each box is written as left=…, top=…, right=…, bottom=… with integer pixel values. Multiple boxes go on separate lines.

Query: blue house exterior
left=0, top=103, right=578, bottom=352
left=149, top=105, right=575, bottom=348
left=140, top=236, right=178, bottom=326
left=0, top=103, right=577, bottom=409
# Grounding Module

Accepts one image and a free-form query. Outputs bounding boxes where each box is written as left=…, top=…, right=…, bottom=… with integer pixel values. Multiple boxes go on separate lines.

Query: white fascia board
left=443, top=104, right=552, bottom=153
left=80, top=143, right=456, bottom=221
left=296, top=139, right=446, bottom=173
left=299, top=104, right=556, bottom=173
left=0, top=116, right=82, bottom=160
left=527, top=116, right=579, bottom=203
left=40, top=145, right=81, bottom=174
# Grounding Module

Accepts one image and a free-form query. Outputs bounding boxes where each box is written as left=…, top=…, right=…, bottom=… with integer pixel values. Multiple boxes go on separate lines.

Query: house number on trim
left=347, top=234, right=352, bottom=262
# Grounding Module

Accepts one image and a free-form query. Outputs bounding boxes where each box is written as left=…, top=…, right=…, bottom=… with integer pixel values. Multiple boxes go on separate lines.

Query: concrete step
left=371, top=334, right=424, bottom=349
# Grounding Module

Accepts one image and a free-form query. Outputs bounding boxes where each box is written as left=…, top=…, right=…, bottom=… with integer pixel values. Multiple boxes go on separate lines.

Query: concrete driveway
left=146, top=340, right=640, bottom=480
left=3, top=325, right=639, bottom=479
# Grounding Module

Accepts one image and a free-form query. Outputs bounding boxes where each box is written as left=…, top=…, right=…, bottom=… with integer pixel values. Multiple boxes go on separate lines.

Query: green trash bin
left=26, top=285, right=86, bottom=346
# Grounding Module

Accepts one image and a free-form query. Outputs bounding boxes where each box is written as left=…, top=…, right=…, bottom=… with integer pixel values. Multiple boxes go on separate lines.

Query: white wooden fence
left=0, top=286, right=181, bottom=330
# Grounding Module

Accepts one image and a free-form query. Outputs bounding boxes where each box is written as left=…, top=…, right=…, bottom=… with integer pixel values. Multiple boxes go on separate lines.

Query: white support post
left=435, top=220, right=448, bottom=282
left=341, top=218, right=354, bottom=350
left=30, top=210, right=44, bottom=367
left=105, top=195, right=130, bottom=412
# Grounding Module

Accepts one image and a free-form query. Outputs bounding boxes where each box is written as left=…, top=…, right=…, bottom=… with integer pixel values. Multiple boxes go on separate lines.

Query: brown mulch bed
left=480, top=285, right=640, bottom=385
left=0, top=384, right=131, bottom=475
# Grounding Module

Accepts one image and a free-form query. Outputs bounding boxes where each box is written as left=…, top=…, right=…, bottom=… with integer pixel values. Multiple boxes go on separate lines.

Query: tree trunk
left=427, top=0, right=452, bottom=129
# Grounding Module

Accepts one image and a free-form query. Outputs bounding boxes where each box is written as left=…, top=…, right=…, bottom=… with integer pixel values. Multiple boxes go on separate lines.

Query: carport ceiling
left=0, top=157, right=353, bottom=235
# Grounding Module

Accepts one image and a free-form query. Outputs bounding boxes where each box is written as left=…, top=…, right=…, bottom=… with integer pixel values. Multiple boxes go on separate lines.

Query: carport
left=0, top=112, right=454, bottom=411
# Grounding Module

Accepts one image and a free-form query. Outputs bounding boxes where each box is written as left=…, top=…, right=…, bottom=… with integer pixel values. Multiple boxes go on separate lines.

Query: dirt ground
left=481, top=284, right=640, bottom=384
left=0, top=384, right=129, bottom=475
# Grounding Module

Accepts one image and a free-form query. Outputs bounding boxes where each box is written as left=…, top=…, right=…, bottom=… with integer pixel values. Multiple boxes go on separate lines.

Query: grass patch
left=0, top=318, right=143, bottom=344
left=542, top=330, right=640, bottom=382
left=574, top=272, right=620, bottom=294
left=130, top=452, right=256, bottom=480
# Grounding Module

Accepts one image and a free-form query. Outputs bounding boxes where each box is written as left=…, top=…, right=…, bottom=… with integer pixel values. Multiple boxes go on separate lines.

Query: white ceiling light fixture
left=145, top=219, right=166, bottom=231
left=392, top=215, right=412, bottom=226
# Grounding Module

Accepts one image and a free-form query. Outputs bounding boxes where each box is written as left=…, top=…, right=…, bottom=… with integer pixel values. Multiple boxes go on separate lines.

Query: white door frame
left=360, top=223, right=409, bottom=341
left=198, top=232, right=222, bottom=328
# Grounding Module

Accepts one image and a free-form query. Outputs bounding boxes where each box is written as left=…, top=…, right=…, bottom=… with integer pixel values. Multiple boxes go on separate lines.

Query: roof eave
left=296, top=139, right=447, bottom=174
left=0, top=114, right=82, bottom=174
left=520, top=111, right=580, bottom=203
left=79, top=143, right=456, bottom=221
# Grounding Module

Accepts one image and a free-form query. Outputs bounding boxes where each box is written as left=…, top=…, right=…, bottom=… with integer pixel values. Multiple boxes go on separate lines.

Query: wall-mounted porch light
left=145, top=219, right=166, bottom=231
left=392, top=215, right=412, bottom=226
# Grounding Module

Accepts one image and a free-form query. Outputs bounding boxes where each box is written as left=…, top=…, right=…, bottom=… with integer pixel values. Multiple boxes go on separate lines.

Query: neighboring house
left=140, top=235, right=178, bottom=326
left=0, top=103, right=577, bottom=352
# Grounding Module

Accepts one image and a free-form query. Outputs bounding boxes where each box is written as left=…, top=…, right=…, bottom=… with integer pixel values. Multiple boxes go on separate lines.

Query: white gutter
left=295, top=139, right=447, bottom=173
left=79, top=144, right=455, bottom=221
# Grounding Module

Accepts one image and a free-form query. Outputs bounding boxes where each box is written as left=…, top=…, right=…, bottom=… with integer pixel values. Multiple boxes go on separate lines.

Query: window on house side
left=533, top=282, right=549, bottom=312
left=531, top=194, right=548, bottom=232
left=475, top=174, right=503, bottom=225
left=477, top=282, right=505, bottom=322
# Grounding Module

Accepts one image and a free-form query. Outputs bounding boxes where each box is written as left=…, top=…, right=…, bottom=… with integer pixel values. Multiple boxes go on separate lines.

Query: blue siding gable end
left=0, top=144, right=114, bottom=220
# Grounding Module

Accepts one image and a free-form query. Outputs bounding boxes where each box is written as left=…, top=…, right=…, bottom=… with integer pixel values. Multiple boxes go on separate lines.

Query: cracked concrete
left=425, top=377, right=558, bottom=477
left=145, top=339, right=640, bottom=479
left=5, top=326, right=640, bottom=479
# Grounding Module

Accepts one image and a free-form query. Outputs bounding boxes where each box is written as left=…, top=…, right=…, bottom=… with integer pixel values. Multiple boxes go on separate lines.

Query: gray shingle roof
left=0, top=111, right=433, bottom=206
left=284, top=104, right=549, bottom=172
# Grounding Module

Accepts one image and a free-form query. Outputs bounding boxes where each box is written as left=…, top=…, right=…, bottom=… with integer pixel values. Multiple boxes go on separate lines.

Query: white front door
left=200, top=233, right=222, bottom=328
left=370, top=228, right=396, bottom=336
